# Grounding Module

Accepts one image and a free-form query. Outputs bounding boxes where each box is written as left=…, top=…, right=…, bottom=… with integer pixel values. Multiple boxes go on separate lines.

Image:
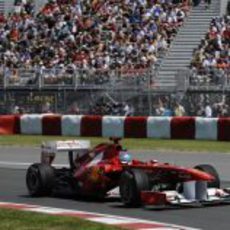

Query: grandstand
left=0, top=0, right=47, bottom=15
left=157, top=0, right=221, bottom=90
left=0, top=1, right=4, bottom=14
left=0, top=0, right=229, bottom=116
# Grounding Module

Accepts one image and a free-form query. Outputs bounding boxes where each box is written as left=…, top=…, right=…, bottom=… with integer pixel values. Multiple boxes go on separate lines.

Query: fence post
left=148, top=69, right=153, bottom=116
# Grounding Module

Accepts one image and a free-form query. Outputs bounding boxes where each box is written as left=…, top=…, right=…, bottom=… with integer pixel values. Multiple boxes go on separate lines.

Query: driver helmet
left=119, top=151, right=132, bottom=164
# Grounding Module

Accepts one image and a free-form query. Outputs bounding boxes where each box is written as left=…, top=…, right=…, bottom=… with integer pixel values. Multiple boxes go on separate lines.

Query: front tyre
left=194, top=164, right=220, bottom=188
left=119, top=169, right=150, bottom=207
left=26, top=163, right=55, bottom=196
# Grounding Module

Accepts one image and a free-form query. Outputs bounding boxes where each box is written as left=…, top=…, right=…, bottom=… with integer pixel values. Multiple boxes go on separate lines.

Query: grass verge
left=0, top=208, right=121, bottom=230
left=0, top=135, right=229, bottom=153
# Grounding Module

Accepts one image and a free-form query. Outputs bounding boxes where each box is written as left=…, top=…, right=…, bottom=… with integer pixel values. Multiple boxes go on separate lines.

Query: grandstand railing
left=0, top=66, right=156, bottom=90
left=4, top=68, right=39, bottom=88
left=1, top=66, right=229, bottom=91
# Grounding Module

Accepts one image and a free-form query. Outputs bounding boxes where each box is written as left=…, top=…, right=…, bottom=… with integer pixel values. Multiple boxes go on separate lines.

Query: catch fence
left=0, top=66, right=230, bottom=116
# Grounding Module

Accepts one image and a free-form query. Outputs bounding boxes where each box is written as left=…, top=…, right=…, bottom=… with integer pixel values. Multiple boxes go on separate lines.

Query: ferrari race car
left=26, top=138, right=230, bottom=208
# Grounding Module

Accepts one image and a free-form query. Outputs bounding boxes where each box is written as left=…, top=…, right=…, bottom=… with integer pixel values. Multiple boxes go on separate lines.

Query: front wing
left=108, top=181, right=230, bottom=208
left=141, top=181, right=230, bottom=208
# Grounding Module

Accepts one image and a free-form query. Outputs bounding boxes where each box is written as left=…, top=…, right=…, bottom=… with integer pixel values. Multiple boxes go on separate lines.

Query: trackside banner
left=0, top=115, right=229, bottom=141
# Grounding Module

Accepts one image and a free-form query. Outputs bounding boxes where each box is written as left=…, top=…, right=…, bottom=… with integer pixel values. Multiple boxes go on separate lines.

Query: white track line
left=0, top=161, right=67, bottom=168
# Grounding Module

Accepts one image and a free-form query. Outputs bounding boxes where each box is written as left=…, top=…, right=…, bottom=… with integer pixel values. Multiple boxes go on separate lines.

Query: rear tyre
left=119, top=169, right=150, bottom=207
left=194, top=164, right=220, bottom=188
left=26, top=163, right=55, bottom=196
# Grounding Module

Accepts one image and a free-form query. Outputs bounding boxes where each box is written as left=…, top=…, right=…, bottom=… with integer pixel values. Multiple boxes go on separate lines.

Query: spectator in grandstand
left=190, top=16, right=230, bottom=87
left=68, top=102, right=80, bottom=114
left=123, top=102, right=134, bottom=116
left=193, top=0, right=201, bottom=7
left=163, top=105, right=174, bottom=116
left=204, top=102, right=212, bottom=117
left=174, top=101, right=186, bottom=116
left=14, top=0, right=35, bottom=15
left=204, top=0, right=211, bottom=9
left=213, top=100, right=229, bottom=117
left=13, top=105, right=20, bottom=114
left=155, top=98, right=165, bottom=116
left=42, top=101, right=52, bottom=113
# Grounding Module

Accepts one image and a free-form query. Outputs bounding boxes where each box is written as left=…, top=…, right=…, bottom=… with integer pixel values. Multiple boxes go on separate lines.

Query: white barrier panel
left=20, top=114, right=43, bottom=134
left=147, top=117, right=171, bottom=139
left=61, top=115, right=82, bottom=136
left=102, top=116, right=125, bottom=137
left=195, top=117, right=218, bottom=140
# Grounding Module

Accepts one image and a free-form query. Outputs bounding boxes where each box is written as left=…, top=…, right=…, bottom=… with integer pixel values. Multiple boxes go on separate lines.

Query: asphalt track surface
left=0, top=146, right=230, bottom=230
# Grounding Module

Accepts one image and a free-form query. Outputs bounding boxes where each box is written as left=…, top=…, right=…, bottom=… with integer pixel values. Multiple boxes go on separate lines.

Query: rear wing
left=41, top=140, right=91, bottom=164
left=41, top=140, right=91, bottom=154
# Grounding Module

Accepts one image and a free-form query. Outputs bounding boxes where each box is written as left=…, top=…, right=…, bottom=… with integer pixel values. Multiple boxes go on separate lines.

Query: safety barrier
left=0, top=115, right=229, bottom=141
left=0, top=115, right=20, bottom=135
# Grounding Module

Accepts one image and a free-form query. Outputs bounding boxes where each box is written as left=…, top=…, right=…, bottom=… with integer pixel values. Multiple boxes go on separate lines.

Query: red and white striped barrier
left=0, top=115, right=229, bottom=141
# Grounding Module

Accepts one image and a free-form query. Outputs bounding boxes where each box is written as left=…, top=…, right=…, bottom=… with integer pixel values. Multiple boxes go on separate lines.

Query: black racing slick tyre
left=194, top=164, right=220, bottom=188
left=119, top=169, right=150, bottom=207
left=26, top=163, right=55, bottom=196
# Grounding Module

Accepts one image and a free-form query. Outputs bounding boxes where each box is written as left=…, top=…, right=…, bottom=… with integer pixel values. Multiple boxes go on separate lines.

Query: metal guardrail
left=0, top=67, right=156, bottom=90
left=1, top=66, right=229, bottom=91
left=4, top=68, right=38, bottom=88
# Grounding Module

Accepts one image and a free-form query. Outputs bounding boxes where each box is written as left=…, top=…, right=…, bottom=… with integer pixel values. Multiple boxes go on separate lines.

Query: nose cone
left=188, top=168, right=214, bottom=181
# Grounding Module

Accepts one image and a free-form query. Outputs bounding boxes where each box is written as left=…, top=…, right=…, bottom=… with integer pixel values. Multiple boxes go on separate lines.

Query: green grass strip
left=0, top=135, right=229, bottom=153
left=0, top=208, right=122, bottom=230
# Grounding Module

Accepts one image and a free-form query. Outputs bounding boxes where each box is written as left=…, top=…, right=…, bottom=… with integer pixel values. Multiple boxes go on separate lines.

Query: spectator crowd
left=153, top=94, right=230, bottom=117
left=186, top=93, right=230, bottom=117
left=190, top=15, right=230, bottom=87
left=0, top=0, right=190, bottom=82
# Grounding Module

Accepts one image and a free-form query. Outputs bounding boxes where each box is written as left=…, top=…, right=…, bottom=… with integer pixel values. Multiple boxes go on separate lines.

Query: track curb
left=0, top=201, right=199, bottom=230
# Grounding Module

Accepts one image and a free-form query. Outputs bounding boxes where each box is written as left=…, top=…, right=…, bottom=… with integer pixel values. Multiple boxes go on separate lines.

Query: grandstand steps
left=186, top=17, right=215, bottom=21
left=164, top=58, right=191, bottom=63
left=162, top=63, right=189, bottom=67
left=155, top=73, right=177, bottom=81
left=171, top=44, right=198, bottom=48
left=155, top=0, right=220, bottom=91
left=177, top=33, right=206, bottom=37
left=0, top=0, right=47, bottom=14
left=166, top=54, right=193, bottom=59
left=172, top=40, right=201, bottom=44
left=0, top=1, right=4, bottom=14
left=189, top=13, right=216, bottom=16
left=165, top=55, right=195, bottom=60
left=176, top=32, right=206, bottom=36
left=160, top=66, right=189, bottom=71
left=0, top=0, right=15, bottom=15
left=177, top=30, right=209, bottom=34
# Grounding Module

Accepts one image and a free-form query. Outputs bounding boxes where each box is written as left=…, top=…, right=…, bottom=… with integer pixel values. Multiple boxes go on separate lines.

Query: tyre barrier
left=0, top=114, right=229, bottom=141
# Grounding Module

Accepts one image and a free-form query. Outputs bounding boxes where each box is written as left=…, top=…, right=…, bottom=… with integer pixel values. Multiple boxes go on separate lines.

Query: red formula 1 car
left=26, top=138, right=230, bottom=207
